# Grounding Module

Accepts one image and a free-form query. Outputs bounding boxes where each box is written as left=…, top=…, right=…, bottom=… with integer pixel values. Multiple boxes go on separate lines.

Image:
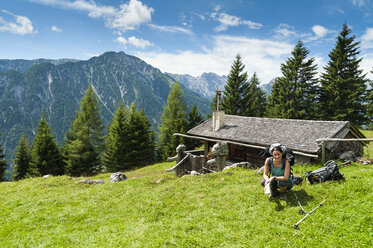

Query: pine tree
left=64, top=84, right=105, bottom=176
left=319, top=24, right=368, bottom=125
left=13, top=135, right=31, bottom=180
left=103, top=103, right=129, bottom=172
left=185, top=103, right=204, bottom=149
left=222, top=54, right=250, bottom=116
left=125, top=103, right=155, bottom=168
left=0, top=134, right=8, bottom=181
left=367, top=69, right=373, bottom=129
left=158, top=82, right=187, bottom=160
left=244, top=72, right=268, bottom=117
left=30, top=114, right=65, bottom=176
left=266, top=40, right=319, bottom=119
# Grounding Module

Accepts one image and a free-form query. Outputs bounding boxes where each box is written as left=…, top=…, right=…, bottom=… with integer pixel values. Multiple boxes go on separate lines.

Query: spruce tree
left=244, top=72, right=268, bottom=117
left=367, top=69, right=373, bottom=129
left=103, top=103, right=129, bottom=172
left=158, top=82, right=187, bottom=160
left=13, top=135, right=31, bottom=180
left=30, top=114, right=65, bottom=176
left=0, top=134, right=8, bottom=181
left=125, top=103, right=155, bottom=168
left=64, top=84, right=105, bottom=176
left=319, top=24, right=368, bottom=125
left=222, top=54, right=250, bottom=116
left=185, top=103, right=204, bottom=149
left=266, top=40, right=319, bottom=119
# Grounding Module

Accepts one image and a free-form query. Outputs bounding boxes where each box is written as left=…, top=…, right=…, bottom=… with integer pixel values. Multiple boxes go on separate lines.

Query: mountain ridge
left=0, top=52, right=210, bottom=166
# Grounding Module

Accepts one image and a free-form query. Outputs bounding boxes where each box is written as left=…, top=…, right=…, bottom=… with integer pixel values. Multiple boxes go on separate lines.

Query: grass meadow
left=361, top=129, right=373, bottom=158
left=1, top=161, right=372, bottom=247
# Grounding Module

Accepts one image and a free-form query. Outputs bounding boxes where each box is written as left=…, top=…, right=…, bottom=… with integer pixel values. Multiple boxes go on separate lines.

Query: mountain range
left=0, top=52, right=210, bottom=166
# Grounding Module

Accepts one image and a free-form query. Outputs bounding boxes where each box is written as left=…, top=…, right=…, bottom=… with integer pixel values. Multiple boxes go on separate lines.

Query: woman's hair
left=269, top=143, right=285, bottom=155
left=272, top=146, right=283, bottom=153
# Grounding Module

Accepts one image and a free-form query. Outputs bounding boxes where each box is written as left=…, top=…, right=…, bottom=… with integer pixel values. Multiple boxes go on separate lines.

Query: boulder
left=78, top=179, right=105, bottom=185
left=338, top=151, right=357, bottom=162
left=110, top=172, right=127, bottom=182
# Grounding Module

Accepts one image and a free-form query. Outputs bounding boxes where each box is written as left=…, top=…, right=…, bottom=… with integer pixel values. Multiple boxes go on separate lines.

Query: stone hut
left=174, top=111, right=366, bottom=167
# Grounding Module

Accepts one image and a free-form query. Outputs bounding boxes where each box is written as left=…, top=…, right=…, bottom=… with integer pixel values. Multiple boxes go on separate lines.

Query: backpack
left=304, top=160, right=344, bottom=184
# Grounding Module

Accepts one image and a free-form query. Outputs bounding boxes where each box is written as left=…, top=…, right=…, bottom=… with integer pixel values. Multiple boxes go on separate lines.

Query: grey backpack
left=304, top=160, right=344, bottom=184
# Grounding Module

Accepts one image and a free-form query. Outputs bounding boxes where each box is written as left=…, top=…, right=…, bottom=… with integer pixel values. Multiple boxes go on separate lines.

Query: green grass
left=361, top=129, right=373, bottom=158
left=1, top=162, right=372, bottom=247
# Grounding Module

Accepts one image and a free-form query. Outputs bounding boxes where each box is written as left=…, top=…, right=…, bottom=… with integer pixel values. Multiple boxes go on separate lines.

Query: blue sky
left=1, top=0, right=373, bottom=83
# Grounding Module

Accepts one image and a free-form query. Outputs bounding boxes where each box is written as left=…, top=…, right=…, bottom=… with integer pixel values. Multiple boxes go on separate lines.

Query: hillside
left=167, top=72, right=227, bottom=99
left=0, top=52, right=210, bottom=164
left=0, top=162, right=371, bottom=247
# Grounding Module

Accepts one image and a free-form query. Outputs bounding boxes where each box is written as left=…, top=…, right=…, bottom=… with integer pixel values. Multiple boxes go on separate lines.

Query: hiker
left=261, top=144, right=293, bottom=199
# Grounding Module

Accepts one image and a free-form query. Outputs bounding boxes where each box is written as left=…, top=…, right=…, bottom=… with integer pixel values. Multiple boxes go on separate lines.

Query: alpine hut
left=174, top=110, right=366, bottom=167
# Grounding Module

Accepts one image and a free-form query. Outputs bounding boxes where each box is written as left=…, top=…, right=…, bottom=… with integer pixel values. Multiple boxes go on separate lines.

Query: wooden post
left=321, top=141, right=325, bottom=164
left=204, top=141, right=209, bottom=167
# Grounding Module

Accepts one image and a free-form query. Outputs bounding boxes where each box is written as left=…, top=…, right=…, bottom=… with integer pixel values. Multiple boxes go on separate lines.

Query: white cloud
left=273, top=24, right=298, bottom=39
left=51, top=25, right=62, bottom=32
left=31, top=0, right=153, bottom=32
left=135, top=35, right=293, bottom=84
left=0, top=10, right=37, bottom=35
left=211, top=11, right=262, bottom=32
left=361, top=52, right=373, bottom=80
left=312, top=25, right=328, bottom=38
left=148, top=24, right=193, bottom=35
left=116, top=36, right=153, bottom=49
left=351, top=0, right=369, bottom=7
left=109, top=0, right=153, bottom=31
left=361, top=27, right=373, bottom=49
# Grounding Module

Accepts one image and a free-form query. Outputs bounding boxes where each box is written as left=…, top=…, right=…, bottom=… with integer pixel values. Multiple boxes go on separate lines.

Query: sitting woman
left=261, top=144, right=293, bottom=199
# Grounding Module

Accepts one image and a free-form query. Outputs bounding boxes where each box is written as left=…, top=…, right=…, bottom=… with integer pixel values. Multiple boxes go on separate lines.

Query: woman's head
left=269, top=143, right=285, bottom=160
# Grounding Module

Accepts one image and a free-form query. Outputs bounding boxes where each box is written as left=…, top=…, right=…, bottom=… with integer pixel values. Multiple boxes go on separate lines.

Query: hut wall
left=228, top=144, right=265, bottom=167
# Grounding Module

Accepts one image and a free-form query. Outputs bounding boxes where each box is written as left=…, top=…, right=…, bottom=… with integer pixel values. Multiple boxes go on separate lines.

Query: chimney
left=212, top=89, right=225, bottom=131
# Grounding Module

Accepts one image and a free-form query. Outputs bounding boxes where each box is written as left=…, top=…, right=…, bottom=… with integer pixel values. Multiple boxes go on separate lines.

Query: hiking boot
left=280, top=193, right=287, bottom=200
left=270, top=188, right=278, bottom=199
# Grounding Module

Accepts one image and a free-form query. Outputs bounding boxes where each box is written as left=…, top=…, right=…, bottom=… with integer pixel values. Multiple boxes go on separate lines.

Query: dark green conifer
left=64, top=84, right=105, bottom=176
left=158, top=82, right=187, bottom=160
left=13, top=135, right=31, bottom=180
left=222, top=54, right=249, bottom=116
left=30, top=114, right=64, bottom=176
left=103, top=103, right=128, bottom=172
left=0, top=134, right=8, bottom=181
left=125, top=103, right=155, bottom=168
left=185, top=103, right=204, bottom=149
left=319, top=24, right=368, bottom=125
left=367, top=76, right=373, bottom=129
left=244, top=72, right=267, bottom=117
left=267, top=40, right=318, bottom=119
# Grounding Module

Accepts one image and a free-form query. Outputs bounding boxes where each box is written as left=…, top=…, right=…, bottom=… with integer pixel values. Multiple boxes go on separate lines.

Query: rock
left=110, top=172, right=127, bottom=182
left=224, top=162, right=253, bottom=170
left=190, top=170, right=200, bottom=175
left=78, top=179, right=105, bottom=185
left=43, top=174, right=51, bottom=178
left=339, top=151, right=357, bottom=161
left=255, top=166, right=265, bottom=175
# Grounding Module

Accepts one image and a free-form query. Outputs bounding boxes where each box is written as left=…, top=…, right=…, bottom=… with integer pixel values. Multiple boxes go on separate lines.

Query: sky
left=1, top=0, right=373, bottom=84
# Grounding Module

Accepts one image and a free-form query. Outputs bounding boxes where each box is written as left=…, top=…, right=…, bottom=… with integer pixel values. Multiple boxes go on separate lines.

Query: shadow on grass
left=271, top=189, right=314, bottom=212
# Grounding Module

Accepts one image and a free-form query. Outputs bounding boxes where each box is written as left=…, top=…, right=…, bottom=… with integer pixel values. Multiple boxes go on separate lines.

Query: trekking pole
left=292, top=190, right=306, bottom=215
left=338, top=160, right=352, bottom=169
left=292, top=196, right=329, bottom=229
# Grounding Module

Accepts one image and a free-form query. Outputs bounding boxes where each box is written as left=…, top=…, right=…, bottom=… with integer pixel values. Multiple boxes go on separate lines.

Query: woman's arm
left=263, top=158, right=270, bottom=181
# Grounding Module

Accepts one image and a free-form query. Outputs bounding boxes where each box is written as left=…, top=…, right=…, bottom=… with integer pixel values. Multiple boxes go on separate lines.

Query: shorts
left=261, top=178, right=293, bottom=191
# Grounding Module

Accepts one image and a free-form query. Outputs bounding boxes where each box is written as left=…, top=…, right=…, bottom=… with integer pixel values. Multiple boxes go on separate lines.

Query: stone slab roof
left=187, top=115, right=355, bottom=154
